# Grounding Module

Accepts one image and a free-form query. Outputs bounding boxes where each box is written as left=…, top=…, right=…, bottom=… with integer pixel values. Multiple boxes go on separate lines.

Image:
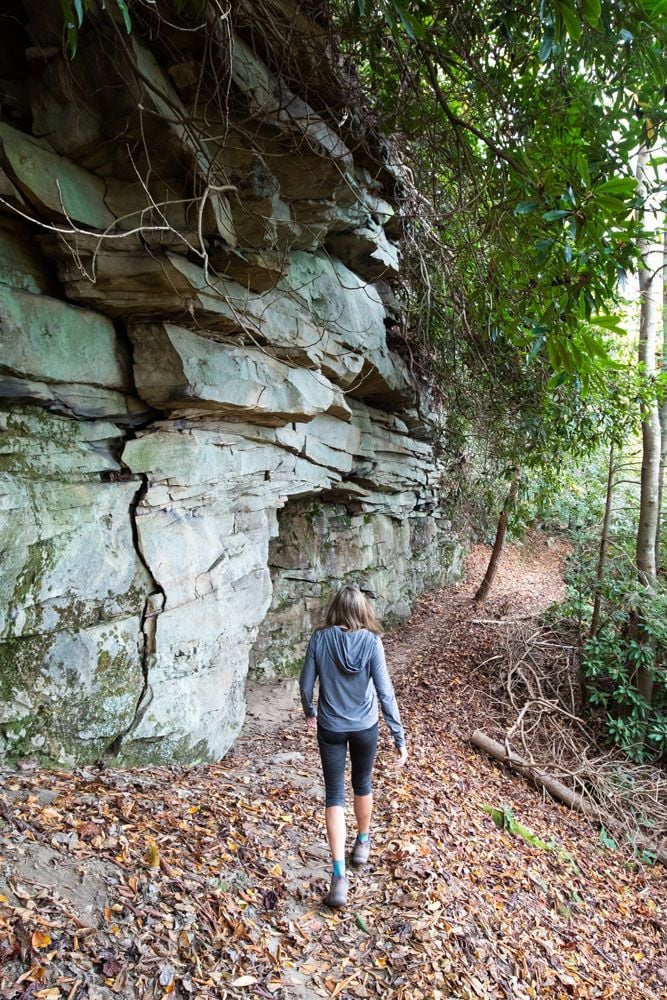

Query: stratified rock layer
left=0, top=1, right=461, bottom=765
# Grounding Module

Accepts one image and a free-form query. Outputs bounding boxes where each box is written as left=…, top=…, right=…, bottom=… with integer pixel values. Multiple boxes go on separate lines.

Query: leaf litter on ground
left=0, top=534, right=665, bottom=998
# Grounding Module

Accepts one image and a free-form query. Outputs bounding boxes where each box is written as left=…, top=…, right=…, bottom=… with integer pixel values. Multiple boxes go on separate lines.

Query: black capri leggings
left=317, top=723, right=379, bottom=807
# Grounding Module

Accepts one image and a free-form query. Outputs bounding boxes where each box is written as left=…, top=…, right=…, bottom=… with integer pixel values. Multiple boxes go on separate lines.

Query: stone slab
left=120, top=506, right=274, bottom=763
left=0, top=374, right=148, bottom=422
left=129, top=322, right=348, bottom=424
left=0, top=406, right=123, bottom=479
left=0, top=122, right=115, bottom=230
left=0, top=283, right=132, bottom=392
left=0, top=477, right=152, bottom=638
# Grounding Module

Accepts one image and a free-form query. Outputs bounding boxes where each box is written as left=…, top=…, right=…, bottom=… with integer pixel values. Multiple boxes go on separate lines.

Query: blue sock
left=333, top=859, right=346, bottom=878
left=357, top=832, right=369, bottom=843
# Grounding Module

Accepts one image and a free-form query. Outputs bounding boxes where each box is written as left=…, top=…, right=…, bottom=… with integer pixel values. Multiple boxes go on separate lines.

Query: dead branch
left=471, top=615, right=538, bottom=625
left=471, top=730, right=667, bottom=865
left=474, top=617, right=667, bottom=866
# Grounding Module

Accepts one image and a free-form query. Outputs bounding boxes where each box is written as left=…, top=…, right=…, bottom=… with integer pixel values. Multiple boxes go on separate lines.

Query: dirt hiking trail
left=1, top=537, right=665, bottom=999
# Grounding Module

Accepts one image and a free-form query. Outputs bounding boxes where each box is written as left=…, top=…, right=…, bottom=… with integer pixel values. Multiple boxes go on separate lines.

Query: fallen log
left=470, top=729, right=667, bottom=865
left=470, top=617, right=536, bottom=626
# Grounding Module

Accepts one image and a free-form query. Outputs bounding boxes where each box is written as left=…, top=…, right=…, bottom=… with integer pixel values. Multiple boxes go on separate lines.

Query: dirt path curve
left=1, top=537, right=666, bottom=1000
left=233, top=535, right=666, bottom=998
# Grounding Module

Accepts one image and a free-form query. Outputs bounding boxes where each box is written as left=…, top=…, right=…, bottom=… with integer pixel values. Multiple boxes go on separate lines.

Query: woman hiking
left=299, top=585, right=408, bottom=908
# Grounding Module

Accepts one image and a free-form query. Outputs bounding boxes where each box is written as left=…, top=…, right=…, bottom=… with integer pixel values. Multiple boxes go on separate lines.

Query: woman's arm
left=369, top=636, right=405, bottom=749
left=299, top=634, right=318, bottom=720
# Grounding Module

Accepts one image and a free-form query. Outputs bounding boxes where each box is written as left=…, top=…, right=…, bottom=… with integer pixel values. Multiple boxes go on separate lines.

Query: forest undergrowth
left=1, top=537, right=665, bottom=1000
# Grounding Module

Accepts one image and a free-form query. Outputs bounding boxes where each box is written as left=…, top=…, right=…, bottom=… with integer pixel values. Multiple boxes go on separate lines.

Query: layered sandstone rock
left=0, top=0, right=461, bottom=766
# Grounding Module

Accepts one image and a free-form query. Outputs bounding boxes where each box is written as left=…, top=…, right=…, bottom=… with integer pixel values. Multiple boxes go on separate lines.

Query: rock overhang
left=0, top=0, right=461, bottom=766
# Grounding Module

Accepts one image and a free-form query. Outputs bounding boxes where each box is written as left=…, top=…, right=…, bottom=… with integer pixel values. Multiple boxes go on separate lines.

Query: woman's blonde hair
left=323, top=585, right=380, bottom=634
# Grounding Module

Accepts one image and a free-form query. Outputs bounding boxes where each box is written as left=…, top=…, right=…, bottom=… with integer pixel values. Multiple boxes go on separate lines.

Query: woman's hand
left=306, top=715, right=318, bottom=731
left=395, top=745, right=408, bottom=766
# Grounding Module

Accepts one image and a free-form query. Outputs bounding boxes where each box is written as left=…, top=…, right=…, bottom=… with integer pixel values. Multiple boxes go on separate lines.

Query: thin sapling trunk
left=590, top=442, right=615, bottom=642
left=634, top=142, right=662, bottom=708
left=474, top=466, right=520, bottom=602
left=656, top=229, right=667, bottom=574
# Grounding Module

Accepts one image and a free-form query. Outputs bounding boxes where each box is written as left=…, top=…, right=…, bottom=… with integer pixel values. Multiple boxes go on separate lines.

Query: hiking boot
left=351, top=835, right=371, bottom=866
left=323, top=875, right=349, bottom=908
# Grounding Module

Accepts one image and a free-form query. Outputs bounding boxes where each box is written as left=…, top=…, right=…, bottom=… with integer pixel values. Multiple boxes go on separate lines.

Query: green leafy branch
left=59, top=0, right=132, bottom=56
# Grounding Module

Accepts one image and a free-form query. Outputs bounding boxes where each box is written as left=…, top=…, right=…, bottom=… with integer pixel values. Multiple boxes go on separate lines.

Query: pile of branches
left=472, top=618, right=667, bottom=865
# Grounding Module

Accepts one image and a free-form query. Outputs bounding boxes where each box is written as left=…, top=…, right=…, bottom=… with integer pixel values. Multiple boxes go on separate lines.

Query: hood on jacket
left=320, top=626, right=377, bottom=674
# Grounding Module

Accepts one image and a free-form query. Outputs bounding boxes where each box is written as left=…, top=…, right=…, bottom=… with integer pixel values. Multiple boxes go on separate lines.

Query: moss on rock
left=0, top=619, right=145, bottom=766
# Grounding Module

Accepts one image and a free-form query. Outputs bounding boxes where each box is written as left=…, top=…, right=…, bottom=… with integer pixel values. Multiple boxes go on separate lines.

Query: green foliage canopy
left=333, top=0, right=666, bottom=469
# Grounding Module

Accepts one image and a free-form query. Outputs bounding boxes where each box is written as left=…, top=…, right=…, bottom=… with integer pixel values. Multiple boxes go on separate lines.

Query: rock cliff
left=0, top=0, right=462, bottom=766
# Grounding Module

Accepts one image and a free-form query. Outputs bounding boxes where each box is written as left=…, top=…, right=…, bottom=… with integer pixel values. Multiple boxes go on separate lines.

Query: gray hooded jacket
left=299, top=626, right=405, bottom=748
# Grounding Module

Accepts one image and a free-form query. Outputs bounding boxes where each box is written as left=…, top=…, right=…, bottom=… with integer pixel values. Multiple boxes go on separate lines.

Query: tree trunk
left=635, top=143, right=662, bottom=707
left=589, top=442, right=615, bottom=641
left=656, top=229, right=667, bottom=574
left=474, top=466, right=520, bottom=602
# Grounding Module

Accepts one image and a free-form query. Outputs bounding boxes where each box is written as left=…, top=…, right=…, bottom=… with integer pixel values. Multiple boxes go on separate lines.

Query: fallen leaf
left=331, top=973, right=359, bottom=997
left=159, top=963, right=174, bottom=988
left=145, top=839, right=160, bottom=869
left=31, top=931, right=52, bottom=951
